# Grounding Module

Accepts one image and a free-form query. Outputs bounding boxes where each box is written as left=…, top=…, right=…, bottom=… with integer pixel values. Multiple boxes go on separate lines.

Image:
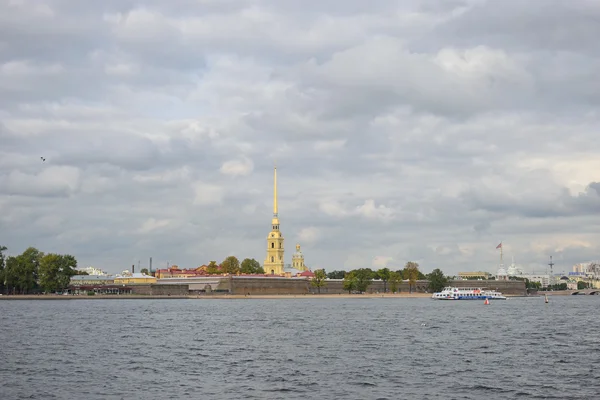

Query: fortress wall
left=229, top=277, right=310, bottom=295
left=310, top=280, right=428, bottom=294
left=131, top=284, right=190, bottom=296
left=310, top=279, right=526, bottom=295
left=145, top=277, right=526, bottom=296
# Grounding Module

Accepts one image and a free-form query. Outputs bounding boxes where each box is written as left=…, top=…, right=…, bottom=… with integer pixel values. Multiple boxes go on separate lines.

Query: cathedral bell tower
left=264, top=166, right=285, bottom=275
left=292, top=244, right=307, bottom=271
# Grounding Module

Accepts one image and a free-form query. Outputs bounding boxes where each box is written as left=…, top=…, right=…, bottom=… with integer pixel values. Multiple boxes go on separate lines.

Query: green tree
left=427, top=268, right=449, bottom=293
left=2, top=247, right=43, bottom=294
left=56, top=254, right=77, bottom=290
left=388, top=271, right=401, bottom=293
left=39, top=253, right=61, bottom=293
left=327, top=270, right=346, bottom=279
left=404, top=261, right=420, bottom=293
left=310, top=269, right=327, bottom=294
left=343, top=271, right=358, bottom=294
left=353, top=268, right=374, bottom=293
left=4, top=256, right=18, bottom=294
left=19, top=247, right=43, bottom=294
left=206, top=261, right=220, bottom=275
left=140, top=268, right=149, bottom=275
left=240, top=258, right=264, bottom=274
left=39, top=253, right=78, bottom=293
left=221, top=256, right=240, bottom=274
left=577, top=281, right=588, bottom=290
left=377, top=267, right=391, bottom=293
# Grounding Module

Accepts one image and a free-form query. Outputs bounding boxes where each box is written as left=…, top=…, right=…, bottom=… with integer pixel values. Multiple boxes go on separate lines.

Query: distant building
left=506, top=257, right=523, bottom=276
left=573, top=262, right=600, bottom=279
left=114, top=273, right=157, bottom=285
left=291, top=244, right=308, bottom=272
left=496, top=266, right=509, bottom=281
left=155, top=266, right=211, bottom=279
left=70, top=275, right=115, bottom=285
left=78, top=267, right=109, bottom=276
left=458, top=271, right=491, bottom=280
left=264, top=166, right=285, bottom=275
left=518, top=274, right=550, bottom=288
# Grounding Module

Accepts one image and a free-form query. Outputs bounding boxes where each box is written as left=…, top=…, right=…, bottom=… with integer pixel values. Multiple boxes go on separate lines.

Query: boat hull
left=433, top=296, right=507, bottom=300
left=431, top=286, right=507, bottom=300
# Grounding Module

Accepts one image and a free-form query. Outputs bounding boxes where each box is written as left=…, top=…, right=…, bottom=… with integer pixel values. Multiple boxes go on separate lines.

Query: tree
left=327, top=270, right=346, bottom=279
left=377, top=268, right=391, bottom=293
left=206, top=261, right=220, bottom=275
left=310, top=269, right=327, bottom=294
left=343, top=272, right=357, bottom=294
left=427, top=268, right=448, bottom=293
left=388, top=271, right=401, bottom=293
left=19, top=247, right=43, bottom=294
left=240, top=258, right=264, bottom=274
left=353, top=268, right=374, bottom=293
left=577, top=281, right=588, bottom=290
left=221, top=256, right=240, bottom=275
left=404, top=261, right=420, bottom=293
left=39, top=253, right=78, bottom=293
left=140, top=268, right=149, bottom=275
left=4, top=256, right=18, bottom=294
left=56, top=254, right=77, bottom=290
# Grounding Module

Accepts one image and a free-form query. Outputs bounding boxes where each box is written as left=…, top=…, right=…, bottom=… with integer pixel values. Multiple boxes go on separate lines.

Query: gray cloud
left=1, top=0, right=599, bottom=276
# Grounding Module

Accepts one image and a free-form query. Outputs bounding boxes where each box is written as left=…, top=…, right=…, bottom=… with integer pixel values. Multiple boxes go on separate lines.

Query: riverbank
left=0, top=293, right=435, bottom=300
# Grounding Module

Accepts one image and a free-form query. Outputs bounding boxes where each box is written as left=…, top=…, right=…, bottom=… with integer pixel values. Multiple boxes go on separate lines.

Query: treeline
left=207, top=256, right=265, bottom=275
left=0, top=246, right=78, bottom=294
left=325, top=262, right=449, bottom=294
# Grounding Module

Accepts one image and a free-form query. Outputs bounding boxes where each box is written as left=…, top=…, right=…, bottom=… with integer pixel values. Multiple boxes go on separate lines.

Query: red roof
left=299, top=270, right=315, bottom=277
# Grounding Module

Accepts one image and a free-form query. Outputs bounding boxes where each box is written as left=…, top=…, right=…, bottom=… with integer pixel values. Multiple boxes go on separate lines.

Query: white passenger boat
left=431, top=286, right=507, bottom=300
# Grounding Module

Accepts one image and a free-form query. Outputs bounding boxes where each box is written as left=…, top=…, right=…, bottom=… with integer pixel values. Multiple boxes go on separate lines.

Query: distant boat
left=544, top=293, right=549, bottom=303
left=431, top=287, right=507, bottom=300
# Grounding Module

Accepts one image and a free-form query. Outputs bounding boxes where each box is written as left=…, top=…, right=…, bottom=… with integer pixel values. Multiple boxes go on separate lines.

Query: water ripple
left=0, top=296, right=599, bottom=399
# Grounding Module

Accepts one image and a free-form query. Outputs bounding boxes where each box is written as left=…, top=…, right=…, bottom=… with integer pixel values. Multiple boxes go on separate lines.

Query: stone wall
left=309, top=279, right=526, bottom=295
left=310, top=280, right=429, bottom=294
left=229, top=277, right=309, bottom=295
left=147, top=276, right=527, bottom=296
left=131, top=284, right=190, bottom=296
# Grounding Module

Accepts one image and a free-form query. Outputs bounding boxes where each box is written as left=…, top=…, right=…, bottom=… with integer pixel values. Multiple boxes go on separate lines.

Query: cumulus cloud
left=4, top=166, right=80, bottom=197
left=1, top=0, right=599, bottom=275
left=297, top=227, right=321, bottom=244
left=220, top=157, right=254, bottom=177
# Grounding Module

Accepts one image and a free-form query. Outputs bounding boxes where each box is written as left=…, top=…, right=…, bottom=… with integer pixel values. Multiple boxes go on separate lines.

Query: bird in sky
left=40, top=157, right=45, bottom=162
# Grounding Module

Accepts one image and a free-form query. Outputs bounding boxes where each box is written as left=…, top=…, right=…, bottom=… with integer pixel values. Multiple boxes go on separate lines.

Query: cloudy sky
left=1, top=0, right=599, bottom=275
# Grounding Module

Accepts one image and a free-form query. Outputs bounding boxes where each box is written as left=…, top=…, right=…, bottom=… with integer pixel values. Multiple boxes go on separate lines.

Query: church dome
left=293, top=243, right=303, bottom=258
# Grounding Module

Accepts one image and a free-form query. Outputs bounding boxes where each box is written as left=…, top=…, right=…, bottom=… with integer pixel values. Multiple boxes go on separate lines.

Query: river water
left=0, top=296, right=598, bottom=399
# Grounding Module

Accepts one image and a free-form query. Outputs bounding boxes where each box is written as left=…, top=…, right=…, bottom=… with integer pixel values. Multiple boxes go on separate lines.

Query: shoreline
left=0, top=292, right=535, bottom=300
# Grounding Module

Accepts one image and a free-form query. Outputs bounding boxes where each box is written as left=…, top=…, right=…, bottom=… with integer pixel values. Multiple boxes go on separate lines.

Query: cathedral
left=292, top=244, right=308, bottom=272
left=263, top=166, right=309, bottom=275
left=264, top=166, right=285, bottom=275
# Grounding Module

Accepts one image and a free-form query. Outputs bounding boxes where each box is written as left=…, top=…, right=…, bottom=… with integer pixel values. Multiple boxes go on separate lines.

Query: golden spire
left=273, top=164, right=278, bottom=216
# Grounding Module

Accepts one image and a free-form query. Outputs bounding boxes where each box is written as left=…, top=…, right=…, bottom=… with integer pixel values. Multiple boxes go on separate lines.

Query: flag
left=496, top=242, right=502, bottom=249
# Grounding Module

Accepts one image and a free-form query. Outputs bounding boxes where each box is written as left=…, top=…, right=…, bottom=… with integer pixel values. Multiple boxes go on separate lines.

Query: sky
left=1, top=0, right=600, bottom=276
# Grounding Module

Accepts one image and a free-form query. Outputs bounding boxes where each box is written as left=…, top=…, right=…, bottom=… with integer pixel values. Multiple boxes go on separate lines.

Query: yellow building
left=458, top=271, right=491, bottom=280
left=114, top=272, right=157, bottom=285
left=292, top=244, right=308, bottom=271
left=264, top=166, right=285, bottom=275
